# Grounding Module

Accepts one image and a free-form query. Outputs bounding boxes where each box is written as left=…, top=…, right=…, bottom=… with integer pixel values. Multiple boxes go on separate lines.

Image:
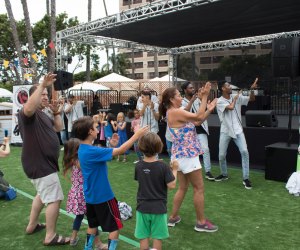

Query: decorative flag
left=40, top=48, right=47, bottom=57
left=31, top=53, right=38, bottom=62
left=14, top=59, right=19, bottom=68
left=3, top=60, right=9, bottom=69
left=23, top=58, right=29, bottom=65
left=48, top=41, right=55, bottom=49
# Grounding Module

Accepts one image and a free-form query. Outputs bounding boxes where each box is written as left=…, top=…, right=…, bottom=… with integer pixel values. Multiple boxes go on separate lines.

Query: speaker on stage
left=265, top=142, right=298, bottom=182
left=272, top=37, right=300, bottom=77
left=109, top=103, right=122, bottom=115
left=245, top=110, right=278, bottom=127
left=53, top=70, right=73, bottom=91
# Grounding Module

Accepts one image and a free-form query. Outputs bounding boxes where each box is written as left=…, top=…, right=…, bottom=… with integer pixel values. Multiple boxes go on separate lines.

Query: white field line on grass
left=16, top=188, right=140, bottom=248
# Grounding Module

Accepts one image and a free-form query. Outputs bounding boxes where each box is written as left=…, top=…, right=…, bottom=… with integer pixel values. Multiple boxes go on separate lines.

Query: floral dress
left=66, top=166, right=86, bottom=215
left=169, top=122, right=203, bottom=159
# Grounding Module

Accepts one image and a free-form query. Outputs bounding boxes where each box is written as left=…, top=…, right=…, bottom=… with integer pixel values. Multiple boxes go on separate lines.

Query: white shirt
left=181, top=97, right=209, bottom=135
left=217, top=95, right=249, bottom=138
left=64, top=101, right=84, bottom=132
left=136, top=95, right=159, bottom=110
left=138, top=102, right=159, bottom=133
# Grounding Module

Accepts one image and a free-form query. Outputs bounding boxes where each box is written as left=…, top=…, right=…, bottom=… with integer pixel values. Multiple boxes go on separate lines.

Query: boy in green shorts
left=134, top=132, right=178, bottom=250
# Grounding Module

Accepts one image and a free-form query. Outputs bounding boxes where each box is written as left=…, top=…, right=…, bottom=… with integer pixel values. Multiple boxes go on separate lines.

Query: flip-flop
left=43, top=234, right=70, bottom=246
left=26, top=223, right=46, bottom=235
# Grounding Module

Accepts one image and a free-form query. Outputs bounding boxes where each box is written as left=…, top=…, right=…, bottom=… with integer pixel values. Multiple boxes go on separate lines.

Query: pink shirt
left=131, top=117, right=141, bottom=133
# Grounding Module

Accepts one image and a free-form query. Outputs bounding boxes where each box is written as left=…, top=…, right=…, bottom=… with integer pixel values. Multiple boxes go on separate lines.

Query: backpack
left=0, top=170, right=17, bottom=201
left=118, top=201, right=132, bottom=220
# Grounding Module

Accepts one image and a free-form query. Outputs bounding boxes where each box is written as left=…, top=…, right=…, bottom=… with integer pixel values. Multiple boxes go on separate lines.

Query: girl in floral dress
left=63, top=138, right=107, bottom=249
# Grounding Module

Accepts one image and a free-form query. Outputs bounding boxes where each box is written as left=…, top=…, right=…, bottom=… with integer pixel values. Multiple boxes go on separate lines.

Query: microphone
left=4, top=129, right=8, bottom=137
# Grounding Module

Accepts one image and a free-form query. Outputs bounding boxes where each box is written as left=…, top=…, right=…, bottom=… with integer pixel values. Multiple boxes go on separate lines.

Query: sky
left=0, top=0, right=120, bottom=73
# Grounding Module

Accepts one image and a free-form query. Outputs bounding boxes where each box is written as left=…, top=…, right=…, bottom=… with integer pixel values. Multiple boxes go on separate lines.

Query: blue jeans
left=60, top=130, right=67, bottom=144
left=219, top=132, right=249, bottom=180
left=197, top=134, right=211, bottom=172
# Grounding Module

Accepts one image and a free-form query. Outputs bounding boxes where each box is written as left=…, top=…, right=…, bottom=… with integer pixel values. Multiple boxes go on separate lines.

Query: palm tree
left=86, top=0, right=92, bottom=81
left=49, top=0, right=56, bottom=72
left=21, top=0, right=37, bottom=82
left=4, top=0, right=23, bottom=84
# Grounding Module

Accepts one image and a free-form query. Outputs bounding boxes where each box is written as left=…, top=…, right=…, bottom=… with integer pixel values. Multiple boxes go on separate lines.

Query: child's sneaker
left=70, top=237, right=79, bottom=246
left=167, top=216, right=181, bottom=227
left=194, top=219, right=218, bottom=232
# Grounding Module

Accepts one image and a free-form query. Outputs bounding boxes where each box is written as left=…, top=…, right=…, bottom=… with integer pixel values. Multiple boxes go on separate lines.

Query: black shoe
left=214, top=174, right=229, bottom=182
left=243, top=179, right=252, bottom=189
left=205, top=172, right=215, bottom=181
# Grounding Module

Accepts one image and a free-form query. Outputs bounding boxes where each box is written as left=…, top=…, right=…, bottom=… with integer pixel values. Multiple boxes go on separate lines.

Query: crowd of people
left=14, top=73, right=259, bottom=249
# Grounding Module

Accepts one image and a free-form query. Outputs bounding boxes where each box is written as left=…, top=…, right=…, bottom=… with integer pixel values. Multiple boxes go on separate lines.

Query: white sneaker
left=133, top=160, right=139, bottom=164
left=60, top=147, right=64, bottom=151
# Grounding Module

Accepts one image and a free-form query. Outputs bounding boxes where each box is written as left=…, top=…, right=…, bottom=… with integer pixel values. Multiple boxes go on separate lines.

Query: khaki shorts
left=31, top=172, right=64, bottom=204
left=177, top=156, right=202, bottom=174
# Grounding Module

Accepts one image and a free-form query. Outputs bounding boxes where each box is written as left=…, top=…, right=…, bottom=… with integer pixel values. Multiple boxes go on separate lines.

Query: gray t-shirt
left=18, top=109, right=60, bottom=179
left=134, top=160, right=175, bottom=214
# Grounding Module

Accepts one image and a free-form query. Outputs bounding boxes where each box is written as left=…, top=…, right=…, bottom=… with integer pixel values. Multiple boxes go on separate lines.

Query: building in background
left=119, top=0, right=272, bottom=80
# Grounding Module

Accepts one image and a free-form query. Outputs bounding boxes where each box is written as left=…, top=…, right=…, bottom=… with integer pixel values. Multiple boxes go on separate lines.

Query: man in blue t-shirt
left=72, top=116, right=148, bottom=250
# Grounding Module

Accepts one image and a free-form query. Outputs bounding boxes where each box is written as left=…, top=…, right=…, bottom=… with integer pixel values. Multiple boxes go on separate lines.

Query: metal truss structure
left=56, top=0, right=300, bottom=71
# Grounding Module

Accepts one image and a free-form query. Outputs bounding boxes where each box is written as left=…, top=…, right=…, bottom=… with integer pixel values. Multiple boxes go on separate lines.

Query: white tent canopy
left=0, top=88, right=13, bottom=98
left=150, top=74, right=187, bottom=82
left=68, top=82, right=109, bottom=92
left=94, top=73, right=136, bottom=82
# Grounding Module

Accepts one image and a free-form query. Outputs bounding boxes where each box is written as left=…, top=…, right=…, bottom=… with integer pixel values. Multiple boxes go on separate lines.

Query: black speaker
left=265, top=142, right=298, bottom=182
left=245, top=110, right=278, bottom=127
left=272, top=38, right=300, bottom=77
left=109, top=103, right=122, bottom=115
left=53, top=70, right=73, bottom=91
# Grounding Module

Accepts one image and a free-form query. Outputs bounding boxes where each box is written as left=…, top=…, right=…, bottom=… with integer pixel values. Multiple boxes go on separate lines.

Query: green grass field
left=0, top=146, right=299, bottom=250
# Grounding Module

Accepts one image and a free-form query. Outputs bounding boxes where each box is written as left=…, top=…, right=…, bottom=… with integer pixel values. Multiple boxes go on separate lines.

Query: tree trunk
left=86, top=0, right=92, bottom=81
left=21, top=0, right=37, bottom=83
left=49, top=0, right=56, bottom=72
left=46, top=0, right=50, bottom=15
left=4, top=0, right=24, bottom=85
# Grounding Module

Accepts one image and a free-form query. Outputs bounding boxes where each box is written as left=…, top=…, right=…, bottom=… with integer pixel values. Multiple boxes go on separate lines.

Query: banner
left=11, top=85, right=32, bottom=144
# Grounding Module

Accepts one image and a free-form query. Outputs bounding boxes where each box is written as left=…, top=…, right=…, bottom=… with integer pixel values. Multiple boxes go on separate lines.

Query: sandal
left=70, top=236, right=79, bottom=246
left=26, top=223, right=46, bottom=235
left=95, top=243, right=108, bottom=250
left=43, top=234, right=70, bottom=246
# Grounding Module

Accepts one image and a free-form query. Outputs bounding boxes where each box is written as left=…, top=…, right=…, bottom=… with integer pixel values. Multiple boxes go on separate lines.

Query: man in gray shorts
left=18, top=73, right=70, bottom=246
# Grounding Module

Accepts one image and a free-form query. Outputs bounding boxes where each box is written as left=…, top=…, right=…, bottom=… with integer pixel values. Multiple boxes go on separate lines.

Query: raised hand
left=250, top=77, right=258, bottom=89
left=136, top=125, right=149, bottom=138
left=110, top=133, right=119, bottom=147
left=207, top=98, right=217, bottom=112
left=49, top=99, right=59, bottom=113
left=200, top=82, right=211, bottom=96
left=41, top=72, right=57, bottom=88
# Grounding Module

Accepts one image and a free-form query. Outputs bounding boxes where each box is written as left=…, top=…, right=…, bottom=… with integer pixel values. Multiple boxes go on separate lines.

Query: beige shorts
left=177, top=156, right=202, bottom=174
left=31, top=172, right=64, bottom=204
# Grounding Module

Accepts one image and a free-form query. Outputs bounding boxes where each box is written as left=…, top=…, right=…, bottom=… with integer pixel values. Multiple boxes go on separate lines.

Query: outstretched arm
left=24, top=73, right=56, bottom=117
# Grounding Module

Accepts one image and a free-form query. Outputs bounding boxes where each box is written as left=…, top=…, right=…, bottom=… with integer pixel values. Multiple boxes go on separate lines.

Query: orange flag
left=32, top=53, right=38, bottom=62
left=40, top=48, right=47, bottom=57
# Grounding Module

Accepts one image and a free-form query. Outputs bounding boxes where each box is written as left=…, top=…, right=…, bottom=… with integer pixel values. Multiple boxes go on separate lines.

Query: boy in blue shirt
left=72, top=116, right=148, bottom=250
